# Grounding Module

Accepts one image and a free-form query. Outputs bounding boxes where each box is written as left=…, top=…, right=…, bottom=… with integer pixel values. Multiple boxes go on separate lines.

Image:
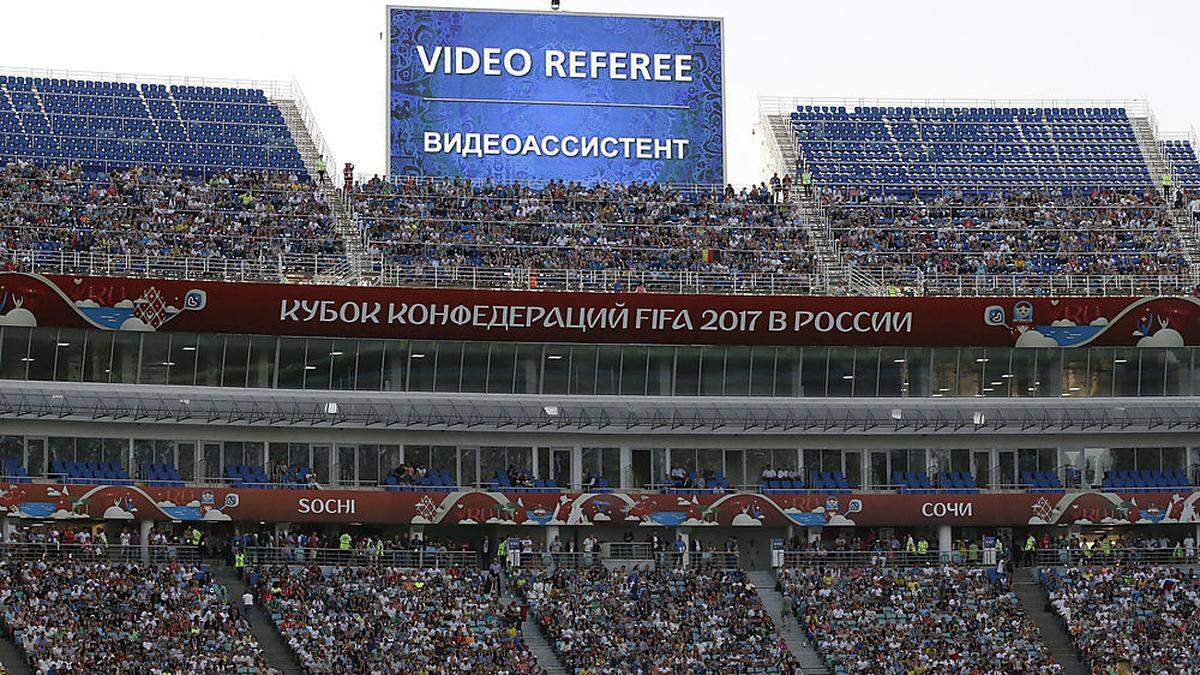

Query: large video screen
left=387, top=7, right=724, bottom=184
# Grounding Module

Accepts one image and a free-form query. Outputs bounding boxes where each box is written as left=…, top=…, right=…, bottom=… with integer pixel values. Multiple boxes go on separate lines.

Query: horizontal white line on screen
left=424, top=96, right=688, bottom=110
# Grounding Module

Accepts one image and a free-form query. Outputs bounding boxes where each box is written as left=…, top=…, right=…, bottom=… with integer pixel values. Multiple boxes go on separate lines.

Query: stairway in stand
left=1011, top=575, right=1088, bottom=675
left=212, top=565, right=304, bottom=675
left=0, top=632, right=31, bottom=675
left=502, top=586, right=567, bottom=675
left=746, top=570, right=830, bottom=675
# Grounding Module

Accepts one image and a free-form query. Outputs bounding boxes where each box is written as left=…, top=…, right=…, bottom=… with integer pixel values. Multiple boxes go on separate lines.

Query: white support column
left=545, top=525, right=561, bottom=551
left=273, top=522, right=291, bottom=538
left=938, top=525, right=953, bottom=557
left=139, top=519, right=152, bottom=564
left=570, top=447, right=583, bottom=491
left=619, top=447, right=632, bottom=489
left=1, top=517, right=12, bottom=542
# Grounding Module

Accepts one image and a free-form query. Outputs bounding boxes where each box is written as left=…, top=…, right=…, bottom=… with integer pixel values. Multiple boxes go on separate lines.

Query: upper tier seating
left=0, top=75, right=304, bottom=173
left=791, top=105, right=1150, bottom=188
left=1100, top=468, right=1191, bottom=492
left=1161, top=139, right=1200, bottom=188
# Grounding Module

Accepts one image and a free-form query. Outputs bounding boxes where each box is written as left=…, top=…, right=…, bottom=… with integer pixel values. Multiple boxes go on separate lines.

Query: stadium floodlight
left=543, top=405, right=560, bottom=416
left=890, top=408, right=902, bottom=421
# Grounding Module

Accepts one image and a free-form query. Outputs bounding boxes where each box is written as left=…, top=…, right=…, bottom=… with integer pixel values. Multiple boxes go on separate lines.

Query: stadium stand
left=353, top=176, right=818, bottom=283
left=780, top=566, right=1062, bottom=673
left=789, top=105, right=1148, bottom=187
left=1161, top=139, right=1200, bottom=187
left=821, top=186, right=1186, bottom=279
left=0, top=560, right=273, bottom=673
left=0, top=75, right=303, bottom=172
left=251, top=565, right=537, bottom=673
left=517, top=565, right=799, bottom=673
left=1042, top=566, right=1200, bottom=672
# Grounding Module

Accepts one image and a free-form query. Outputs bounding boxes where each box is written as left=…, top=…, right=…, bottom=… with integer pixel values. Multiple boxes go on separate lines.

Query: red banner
left=0, top=273, right=1197, bottom=348
left=3, top=482, right=1196, bottom=528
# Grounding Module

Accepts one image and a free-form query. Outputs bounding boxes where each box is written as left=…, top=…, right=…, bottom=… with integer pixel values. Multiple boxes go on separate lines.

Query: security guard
left=233, top=550, right=245, bottom=574
left=1023, top=534, right=1036, bottom=567
left=1161, top=171, right=1173, bottom=200
left=801, top=167, right=813, bottom=197
left=916, top=538, right=929, bottom=556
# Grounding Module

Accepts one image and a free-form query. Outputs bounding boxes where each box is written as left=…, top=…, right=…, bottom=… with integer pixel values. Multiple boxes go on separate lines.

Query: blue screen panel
left=388, top=7, right=724, bottom=184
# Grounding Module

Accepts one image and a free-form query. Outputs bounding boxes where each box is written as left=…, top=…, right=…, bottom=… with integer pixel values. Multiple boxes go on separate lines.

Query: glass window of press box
left=1, top=436, right=1196, bottom=491
left=0, top=327, right=1197, bottom=398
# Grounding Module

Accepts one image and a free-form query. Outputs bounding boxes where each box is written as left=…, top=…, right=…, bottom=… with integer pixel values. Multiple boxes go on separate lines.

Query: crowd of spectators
left=516, top=565, right=797, bottom=673
left=252, top=564, right=540, bottom=673
left=0, top=559, right=272, bottom=673
left=1044, top=566, right=1200, bottom=673
left=821, top=186, right=1187, bottom=279
left=780, top=566, right=1060, bottom=673
left=0, top=159, right=341, bottom=262
left=354, top=176, right=815, bottom=275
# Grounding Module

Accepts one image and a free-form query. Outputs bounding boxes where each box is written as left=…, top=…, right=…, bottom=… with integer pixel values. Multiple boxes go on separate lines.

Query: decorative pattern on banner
left=388, top=7, right=724, bottom=183
left=0, top=482, right=1197, bottom=528
left=3, top=272, right=1200, bottom=348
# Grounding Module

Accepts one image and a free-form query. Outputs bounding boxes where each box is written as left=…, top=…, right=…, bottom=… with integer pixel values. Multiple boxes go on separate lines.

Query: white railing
left=0, top=64, right=296, bottom=100
left=0, top=542, right=201, bottom=564
left=891, top=273, right=1196, bottom=297
left=7, top=249, right=350, bottom=283
left=367, top=264, right=827, bottom=295
left=241, top=546, right=478, bottom=569
left=759, top=95, right=1153, bottom=118
left=11, top=248, right=1195, bottom=297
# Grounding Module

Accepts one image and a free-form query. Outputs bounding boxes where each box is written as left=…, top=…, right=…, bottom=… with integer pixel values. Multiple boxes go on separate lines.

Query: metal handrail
left=240, top=546, right=479, bottom=568
left=779, top=547, right=1200, bottom=568
left=0, top=542, right=200, bottom=563
left=0, top=64, right=296, bottom=100
left=759, top=95, right=1152, bottom=117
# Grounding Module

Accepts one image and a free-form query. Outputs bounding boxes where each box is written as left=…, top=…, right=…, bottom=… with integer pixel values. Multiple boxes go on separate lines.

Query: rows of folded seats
left=49, top=460, right=131, bottom=485
left=666, top=471, right=730, bottom=494
left=935, top=471, right=980, bottom=494
left=0, top=458, right=31, bottom=483
left=894, top=471, right=934, bottom=493
left=761, top=471, right=850, bottom=494
left=383, top=469, right=456, bottom=492
left=1101, top=469, right=1192, bottom=492
left=139, top=462, right=184, bottom=486
left=1021, top=471, right=1065, bottom=493
left=225, top=464, right=271, bottom=488
left=489, top=469, right=561, bottom=493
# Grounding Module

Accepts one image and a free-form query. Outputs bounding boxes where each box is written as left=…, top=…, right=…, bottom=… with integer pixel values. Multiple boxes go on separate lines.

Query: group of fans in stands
left=353, top=176, right=816, bottom=275
left=0, top=559, right=273, bottom=673
left=515, top=565, right=798, bottom=673
left=1044, top=566, right=1200, bottom=673
left=0, top=159, right=340, bottom=262
left=780, top=565, right=1062, bottom=673
left=252, top=564, right=540, bottom=673
left=2, top=157, right=1194, bottom=288
left=823, top=186, right=1187, bottom=278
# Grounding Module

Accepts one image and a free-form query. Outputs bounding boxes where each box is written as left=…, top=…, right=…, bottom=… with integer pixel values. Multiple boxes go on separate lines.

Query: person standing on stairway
left=781, top=593, right=795, bottom=628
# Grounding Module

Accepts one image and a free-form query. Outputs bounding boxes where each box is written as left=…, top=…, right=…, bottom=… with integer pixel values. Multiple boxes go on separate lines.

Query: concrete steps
left=1012, top=578, right=1088, bottom=675
left=747, top=570, right=830, bottom=675
left=272, top=98, right=368, bottom=284
left=521, top=615, right=567, bottom=675
left=212, top=566, right=304, bottom=675
left=0, top=632, right=31, bottom=675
